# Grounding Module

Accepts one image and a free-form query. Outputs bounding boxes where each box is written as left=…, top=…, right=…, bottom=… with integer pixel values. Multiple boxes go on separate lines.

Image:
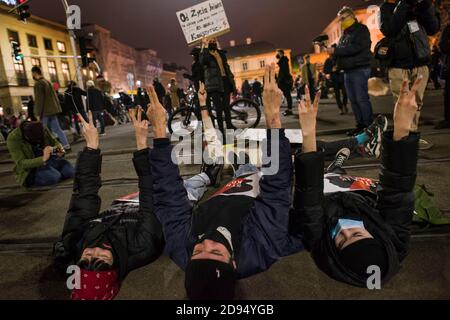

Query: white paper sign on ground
left=176, top=0, right=230, bottom=46
left=236, top=129, right=303, bottom=144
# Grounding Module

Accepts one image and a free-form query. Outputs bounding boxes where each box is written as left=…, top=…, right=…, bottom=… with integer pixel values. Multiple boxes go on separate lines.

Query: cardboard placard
left=176, top=0, right=230, bottom=46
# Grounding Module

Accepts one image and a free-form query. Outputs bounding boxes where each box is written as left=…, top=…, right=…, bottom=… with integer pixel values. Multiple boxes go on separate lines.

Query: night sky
left=32, top=0, right=379, bottom=67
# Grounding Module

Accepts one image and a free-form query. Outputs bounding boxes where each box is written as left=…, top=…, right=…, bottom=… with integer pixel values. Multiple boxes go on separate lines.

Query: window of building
left=27, top=34, right=38, bottom=48
left=44, top=38, right=53, bottom=51
left=260, top=60, right=265, bottom=68
left=57, top=41, right=66, bottom=53
left=61, top=61, right=71, bottom=85
left=47, top=60, right=58, bottom=84
left=7, top=29, right=19, bottom=42
left=242, top=62, right=248, bottom=71
left=14, top=59, right=28, bottom=87
left=31, top=58, right=41, bottom=67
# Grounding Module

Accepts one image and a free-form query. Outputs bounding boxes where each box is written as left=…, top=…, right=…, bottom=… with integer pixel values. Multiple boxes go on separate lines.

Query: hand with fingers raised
left=393, top=77, right=423, bottom=141
left=262, top=64, right=284, bottom=129
left=198, top=82, right=208, bottom=107
left=129, top=107, right=150, bottom=151
left=78, top=111, right=99, bottom=150
left=146, top=85, right=167, bottom=139
left=298, top=85, right=321, bottom=153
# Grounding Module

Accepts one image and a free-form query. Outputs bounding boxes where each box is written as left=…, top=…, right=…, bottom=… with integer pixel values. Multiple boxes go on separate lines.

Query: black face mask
left=208, top=43, right=218, bottom=51
left=196, top=230, right=234, bottom=258
left=276, top=54, right=281, bottom=60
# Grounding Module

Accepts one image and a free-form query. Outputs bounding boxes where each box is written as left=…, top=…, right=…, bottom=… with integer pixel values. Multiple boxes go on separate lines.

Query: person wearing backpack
left=379, top=0, right=440, bottom=150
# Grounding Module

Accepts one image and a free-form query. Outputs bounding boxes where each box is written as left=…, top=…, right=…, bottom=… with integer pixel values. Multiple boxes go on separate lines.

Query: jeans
left=27, top=156, right=75, bottom=187
left=42, top=115, right=70, bottom=147
left=344, top=67, right=373, bottom=128
left=92, top=111, right=105, bottom=134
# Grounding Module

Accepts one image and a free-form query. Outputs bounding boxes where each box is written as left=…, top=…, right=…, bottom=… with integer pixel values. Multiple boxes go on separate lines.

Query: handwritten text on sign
left=176, top=0, right=230, bottom=45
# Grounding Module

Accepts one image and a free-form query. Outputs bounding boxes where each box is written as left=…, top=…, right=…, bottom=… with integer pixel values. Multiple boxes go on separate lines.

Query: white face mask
left=331, top=219, right=365, bottom=240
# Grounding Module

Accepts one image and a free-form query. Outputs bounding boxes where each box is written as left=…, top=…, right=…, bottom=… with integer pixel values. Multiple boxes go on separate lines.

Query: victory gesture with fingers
left=394, top=77, right=423, bottom=141
left=146, top=85, right=167, bottom=139
left=78, top=111, right=99, bottom=150
left=298, top=85, right=321, bottom=153
left=129, top=107, right=149, bottom=151
left=262, top=64, right=283, bottom=129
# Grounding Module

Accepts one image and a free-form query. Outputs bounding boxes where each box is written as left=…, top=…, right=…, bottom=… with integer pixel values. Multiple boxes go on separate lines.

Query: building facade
left=82, top=24, right=163, bottom=94
left=0, top=3, right=77, bottom=116
left=223, top=38, right=292, bottom=90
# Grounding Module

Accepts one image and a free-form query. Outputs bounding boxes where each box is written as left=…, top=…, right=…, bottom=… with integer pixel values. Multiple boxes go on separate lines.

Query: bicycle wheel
left=168, top=107, right=200, bottom=136
left=229, top=98, right=261, bottom=129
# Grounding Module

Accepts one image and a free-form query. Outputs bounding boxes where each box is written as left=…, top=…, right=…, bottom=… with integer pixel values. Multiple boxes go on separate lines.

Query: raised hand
left=393, top=77, right=422, bottom=141
left=198, top=82, right=208, bottom=107
left=262, top=64, right=283, bottom=129
left=129, top=107, right=149, bottom=151
left=78, top=111, right=99, bottom=150
left=146, top=85, right=167, bottom=139
left=298, top=86, right=321, bottom=153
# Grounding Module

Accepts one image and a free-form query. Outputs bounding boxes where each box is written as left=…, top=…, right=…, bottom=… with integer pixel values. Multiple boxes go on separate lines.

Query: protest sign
left=176, top=0, right=230, bottom=46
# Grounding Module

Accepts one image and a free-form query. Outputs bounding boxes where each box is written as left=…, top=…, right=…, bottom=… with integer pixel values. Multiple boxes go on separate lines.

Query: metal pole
left=61, top=0, right=86, bottom=111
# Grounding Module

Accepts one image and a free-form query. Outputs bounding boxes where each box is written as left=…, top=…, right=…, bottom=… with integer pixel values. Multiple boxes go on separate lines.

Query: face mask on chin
left=341, top=17, right=356, bottom=31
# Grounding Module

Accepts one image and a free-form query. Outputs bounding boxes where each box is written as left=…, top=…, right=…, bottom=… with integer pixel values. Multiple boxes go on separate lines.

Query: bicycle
left=168, top=88, right=261, bottom=136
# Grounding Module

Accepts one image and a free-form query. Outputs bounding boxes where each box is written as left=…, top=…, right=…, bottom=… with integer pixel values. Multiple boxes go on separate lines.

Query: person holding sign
left=293, top=77, right=422, bottom=288
left=199, top=37, right=236, bottom=142
left=148, top=66, right=303, bottom=300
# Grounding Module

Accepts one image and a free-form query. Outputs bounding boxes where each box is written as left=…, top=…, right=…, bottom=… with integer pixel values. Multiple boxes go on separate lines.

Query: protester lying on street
left=52, top=110, right=165, bottom=300
left=7, top=120, right=74, bottom=188
left=293, top=76, right=422, bottom=288
left=148, top=65, right=304, bottom=300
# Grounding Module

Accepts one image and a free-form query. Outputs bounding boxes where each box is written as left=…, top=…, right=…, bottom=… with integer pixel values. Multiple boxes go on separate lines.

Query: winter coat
left=277, top=56, right=293, bottom=90
left=34, top=78, right=62, bottom=117
left=335, top=22, right=373, bottom=71
left=293, top=131, right=419, bottom=287
left=380, top=0, right=440, bottom=69
left=199, top=48, right=236, bottom=93
left=64, top=86, right=86, bottom=114
left=53, top=148, right=165, bottom=280
left=87, top=87, right=105, bottom=112
left=151, top=131, right=304, bottom=279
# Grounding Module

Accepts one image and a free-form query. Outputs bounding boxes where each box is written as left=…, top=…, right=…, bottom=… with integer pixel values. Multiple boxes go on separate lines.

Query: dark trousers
left=92, top=111, right=105, bottom=134
left=209, top=78, right=233, bottom=142
left=280, top=85, right=293, bottom=110
left=445, top=80, right=450, bottom=122
left=72, top=110, right=87, bottom=135
left=332, top=77, right=348, bottom=109
left=26, top=157, right=74, bottom=187
left=255, top=93, right=263, bottom=106
left=344, top=67, right=373, bottom=128
left=317, top=138, right=358, bottom=160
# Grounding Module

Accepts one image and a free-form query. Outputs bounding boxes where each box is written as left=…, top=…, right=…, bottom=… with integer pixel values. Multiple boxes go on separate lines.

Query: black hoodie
left=293, top=131, right=419, bottom=287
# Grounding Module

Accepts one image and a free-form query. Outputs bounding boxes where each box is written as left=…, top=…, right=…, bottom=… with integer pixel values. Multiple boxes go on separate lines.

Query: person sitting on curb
left=147, top=65, right=304, bottom=300
left=293, top=76, right=422, bottom=288
left=7, top=120, right=74, bottom=188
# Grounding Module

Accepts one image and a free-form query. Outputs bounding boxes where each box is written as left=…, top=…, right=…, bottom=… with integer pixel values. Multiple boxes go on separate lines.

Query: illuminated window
left=44, top=38, right=53, bottom=51
left=61, top=61, right=71, bottom=86
left=31, top=58, right=41, bottom=67
left=242, top=62, right=248, bottom=71
left=8, top=29, right=19, bottom=42
left=27, top=34, right=38, bottom=48
left=57, top=41, right=66, bottom=53
left=14, top=59, right=28, bottom=86
left=47, top=60, right=58, bottom=84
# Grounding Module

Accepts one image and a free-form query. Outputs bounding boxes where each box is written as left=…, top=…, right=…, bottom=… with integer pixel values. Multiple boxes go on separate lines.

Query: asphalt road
left=1, top=90, right=450, bottom=300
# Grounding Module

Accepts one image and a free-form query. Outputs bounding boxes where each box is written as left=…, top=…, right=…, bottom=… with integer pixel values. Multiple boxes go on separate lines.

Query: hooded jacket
left=151, top=130, right=303, bottom=279
left=53, top=148, right=164, bottom=280
left=293, top=131, right=419, bottom=287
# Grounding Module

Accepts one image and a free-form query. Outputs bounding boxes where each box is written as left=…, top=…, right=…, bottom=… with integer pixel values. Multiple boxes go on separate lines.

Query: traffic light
left=17, top=0, right=31, bottom=22
left=78, top=34, right=97, bottom=68
left=11, top=41, right=23, bottom=61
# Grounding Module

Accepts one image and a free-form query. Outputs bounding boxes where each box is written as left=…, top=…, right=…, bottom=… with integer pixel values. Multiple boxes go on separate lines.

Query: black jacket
left=185, top=60, right=204, bottom=92
left=53, top=148, right=164, bottom=280
left=277, top=56, right=293, bottom=89
left=380, top=0, right=440, bottom=69
left=335, top=22, right=373, bottom=71
left=87, top=87, right=105, bottom=112
left=199, top=48, right=236, bottom=93
left=293, top=131, right=419, bottom=287
left=153, top=81, right=166, bottom=103
left=64, top=86, right=86, bottom=115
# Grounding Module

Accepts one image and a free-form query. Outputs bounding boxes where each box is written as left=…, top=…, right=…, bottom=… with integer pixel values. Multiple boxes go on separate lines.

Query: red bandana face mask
left=71, top=269, right=120, bottom=300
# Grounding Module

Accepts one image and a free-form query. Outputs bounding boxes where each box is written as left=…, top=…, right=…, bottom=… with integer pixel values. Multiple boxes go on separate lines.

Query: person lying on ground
left=7, top=120, right=74, bottom=188
left=147, top=65, right=304, bottom=300
left=293, top=77, right=422, bottom=287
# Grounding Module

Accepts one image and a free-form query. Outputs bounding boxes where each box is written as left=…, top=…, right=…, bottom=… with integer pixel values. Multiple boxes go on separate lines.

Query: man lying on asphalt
left=147, top=65, right=304, bottom=300
left=293, top=77, right=422, bottom=287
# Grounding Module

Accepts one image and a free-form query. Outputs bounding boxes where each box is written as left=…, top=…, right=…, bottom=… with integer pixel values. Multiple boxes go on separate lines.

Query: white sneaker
left=419, top=139, right=433, bottom=150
